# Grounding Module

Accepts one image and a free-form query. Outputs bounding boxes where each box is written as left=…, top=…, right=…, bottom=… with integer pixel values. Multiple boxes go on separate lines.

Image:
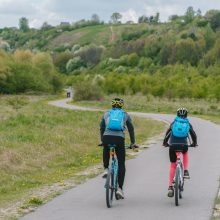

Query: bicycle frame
left=105, top=145, right=119, bottom=208
left=109, top=145, right=118, bottom=190
left=175, top=152, right=184, bottom=187
left=104, top=144, right=133, bottom=207
left=173, top=151, right=184, bottom=206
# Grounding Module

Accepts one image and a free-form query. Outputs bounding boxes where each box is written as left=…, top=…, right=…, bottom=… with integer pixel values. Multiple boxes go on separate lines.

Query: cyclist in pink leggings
left=163, top=108, right=197, bottom=197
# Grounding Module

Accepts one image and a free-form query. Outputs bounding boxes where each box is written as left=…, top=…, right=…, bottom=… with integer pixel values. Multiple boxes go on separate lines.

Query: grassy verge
left=73, top=94, right=220, bottom=116
left=0, top=95, right=165, bottom=218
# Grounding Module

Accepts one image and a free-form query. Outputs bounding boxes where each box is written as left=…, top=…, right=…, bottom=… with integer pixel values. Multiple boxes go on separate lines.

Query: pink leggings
left=169, top=152, right=188, bottom=186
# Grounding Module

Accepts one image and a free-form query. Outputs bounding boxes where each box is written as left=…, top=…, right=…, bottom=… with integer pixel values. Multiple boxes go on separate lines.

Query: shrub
left=0, top=50, right=63, bottom=94
left=75, top=44, right=105, bottom=66
left=73, top=81, right=103, bottom=101
left=66, top=56, right=85, bottom=73
left=14, top=50, right=33, bottom=63
left=0, top=41, right=10, bottom=51
left=71, top=44, right=80, bottom=53
left=52, top=52, right=73, bottom=73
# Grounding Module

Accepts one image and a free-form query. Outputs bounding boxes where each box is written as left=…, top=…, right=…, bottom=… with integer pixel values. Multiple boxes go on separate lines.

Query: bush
left=75, top=44, right=105, bottom=66
left=122, top=29, right=147, bottom=41
left=71, top=44, right=80, bottom=53
left=0, top=50, right=63, bottom=94
left=66, top=56, right=85, bottom=73
left=52, top=52, right=73, bottom=74
left=73, top=81, right=103, bottom=101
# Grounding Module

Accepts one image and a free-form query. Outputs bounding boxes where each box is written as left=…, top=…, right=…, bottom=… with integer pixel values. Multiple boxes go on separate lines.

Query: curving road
left=21, top=99, right=220, bottom=220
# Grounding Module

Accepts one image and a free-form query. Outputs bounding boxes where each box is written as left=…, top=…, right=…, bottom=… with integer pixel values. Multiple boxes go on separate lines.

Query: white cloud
left=0, top=0, right=36, bottom=15
left=142, top=2, right=182, bottom=21
left=0, top=0, right=220, bottom=28
left=28, top=3, right=64, bottom=28
left=120, top=9, right=139, bottom=23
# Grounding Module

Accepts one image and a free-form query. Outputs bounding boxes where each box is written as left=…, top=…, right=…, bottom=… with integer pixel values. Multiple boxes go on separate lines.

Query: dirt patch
left=109, top=26, right=117, bottom=43
left=50, top=32, right=84, bottom=48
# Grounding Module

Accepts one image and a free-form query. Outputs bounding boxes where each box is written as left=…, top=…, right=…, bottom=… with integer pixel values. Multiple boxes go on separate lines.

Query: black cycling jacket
left=163, top=121, right=197, bottom=146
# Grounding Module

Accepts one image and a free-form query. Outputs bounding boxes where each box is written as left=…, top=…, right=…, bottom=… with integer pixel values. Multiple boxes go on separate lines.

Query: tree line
left=1, top=7, right=220, bottom=99
left=0, top=50, right=63, bottom=94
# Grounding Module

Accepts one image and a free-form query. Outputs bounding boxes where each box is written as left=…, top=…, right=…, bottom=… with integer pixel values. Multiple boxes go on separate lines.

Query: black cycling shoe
left=184, top=170, right=190, bottom=179
left=167, top=186, right=174, bottom=197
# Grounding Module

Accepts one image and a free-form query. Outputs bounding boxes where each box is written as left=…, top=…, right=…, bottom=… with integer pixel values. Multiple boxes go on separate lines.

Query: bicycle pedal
left=184, top=177, right=190, bottom=180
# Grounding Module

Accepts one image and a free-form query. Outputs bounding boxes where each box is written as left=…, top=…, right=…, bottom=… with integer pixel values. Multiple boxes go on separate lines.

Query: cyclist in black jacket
left=163, top=108, right=198, bottom=197
left=99, top=98, right=137, bottom=199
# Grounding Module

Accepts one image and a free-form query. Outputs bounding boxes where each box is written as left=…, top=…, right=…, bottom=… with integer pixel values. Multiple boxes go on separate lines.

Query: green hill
left=1, top=10, right=220, bottom=99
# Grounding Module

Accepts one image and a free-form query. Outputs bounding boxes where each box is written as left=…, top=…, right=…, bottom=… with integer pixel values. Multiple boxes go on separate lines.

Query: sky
left=0, top=0, right=220, bottom=28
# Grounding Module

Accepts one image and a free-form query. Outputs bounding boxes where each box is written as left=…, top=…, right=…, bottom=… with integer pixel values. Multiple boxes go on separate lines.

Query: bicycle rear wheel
left=106, top=169, right=114, bottom=208
left=175, top=168, right=180, bottom=206
left=179, top=179, right=184, bottom=199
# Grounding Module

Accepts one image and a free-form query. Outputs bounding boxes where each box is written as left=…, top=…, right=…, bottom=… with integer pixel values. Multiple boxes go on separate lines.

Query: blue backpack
left=171, top=116, right=190, bottom=138
left=106, top=108, right=125, bottom=131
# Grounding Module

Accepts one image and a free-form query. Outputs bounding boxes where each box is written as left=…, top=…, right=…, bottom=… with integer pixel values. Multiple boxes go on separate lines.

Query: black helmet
left=111, top=97, right=124, bottom=108
left=177, top=108, right=188, bottom=118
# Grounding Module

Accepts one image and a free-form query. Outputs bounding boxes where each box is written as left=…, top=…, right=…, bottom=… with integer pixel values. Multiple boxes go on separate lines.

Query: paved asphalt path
left=21, top=99, right=220, bottom=220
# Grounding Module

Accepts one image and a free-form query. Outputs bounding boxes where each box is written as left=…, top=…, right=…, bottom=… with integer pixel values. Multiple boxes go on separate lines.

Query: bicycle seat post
left=175, top=151, right=181, bottom=162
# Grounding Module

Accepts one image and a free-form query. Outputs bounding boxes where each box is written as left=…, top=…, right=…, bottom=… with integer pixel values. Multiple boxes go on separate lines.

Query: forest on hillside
left=0, top=7, right=220, bottom=99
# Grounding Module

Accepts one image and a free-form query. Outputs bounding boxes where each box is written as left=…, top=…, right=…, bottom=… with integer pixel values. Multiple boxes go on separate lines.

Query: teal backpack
left=171, top=116, right=190, bottom=138
left=106, top=108, right=125, bottom=131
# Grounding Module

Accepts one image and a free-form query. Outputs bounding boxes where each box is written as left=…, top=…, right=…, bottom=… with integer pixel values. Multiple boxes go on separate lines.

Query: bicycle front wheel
left=175, top=168, right=180, bottom=206
left=106, top=169, right=114, bottom=208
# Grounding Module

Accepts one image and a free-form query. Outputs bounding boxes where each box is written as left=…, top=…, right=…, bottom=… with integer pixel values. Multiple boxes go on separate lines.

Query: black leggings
left=169, top=147, right=188, bottom=162
left=103, top=135, right=125, bottom=189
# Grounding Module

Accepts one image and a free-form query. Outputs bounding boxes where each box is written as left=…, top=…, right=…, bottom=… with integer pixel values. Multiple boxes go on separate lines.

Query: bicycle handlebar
left=164, top=143, right=198, bottom=148
left=98, top=143, right=139, bottom=149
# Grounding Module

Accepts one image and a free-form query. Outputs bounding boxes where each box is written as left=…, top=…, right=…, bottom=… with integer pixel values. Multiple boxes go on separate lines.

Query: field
left=73, top=94, right=220, bottom=117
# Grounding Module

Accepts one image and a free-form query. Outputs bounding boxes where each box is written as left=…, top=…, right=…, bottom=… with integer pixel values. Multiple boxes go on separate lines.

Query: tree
left=196, top=9, right=202, bottom=17
left=110, top=12, right=122, bottom=24
left=171, top=39, right=202, bottom=65
left=149, top=16, right=154, bottom=23
left=205, top=9, right=220, bottom=20
left=41, top=22, right=53, bottom=30
left=66, top=56, right=85, bottom=73
left=138, top=15, right=149, bottom=23
left=91, top=14, right=100, bottom=23
left=153, top=13, right=160, bottom=23
left=75, top=45, right=104, bottom=66
left=184, top=6, right=195, bottom=23
left=52, top=52, right=73, bottom=73
left=169, top=15, right=179, bottom=21
left=19, top=17, right=29, bottom=32
left=209, top=11, right=220, bottom=31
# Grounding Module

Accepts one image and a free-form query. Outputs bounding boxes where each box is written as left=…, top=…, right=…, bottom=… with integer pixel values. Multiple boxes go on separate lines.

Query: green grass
left=49, top=25, right=112, bottom=48
left=48, top=23, right=160, bottom=48
left=0, top=95, right=165, bottom=209
left=73, top=94, right=220, bottom=117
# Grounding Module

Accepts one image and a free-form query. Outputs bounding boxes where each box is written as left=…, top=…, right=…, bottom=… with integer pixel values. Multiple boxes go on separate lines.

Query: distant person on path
left=163, top=108, right=197, bottom=197
left=99, top=97, right=137, bottom=199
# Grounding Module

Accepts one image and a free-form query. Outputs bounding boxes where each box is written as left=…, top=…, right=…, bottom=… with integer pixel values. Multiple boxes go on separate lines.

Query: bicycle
left=173, top=150, right=184, bottom=206
left=168, top=144, right=195, bottom=206
left=102, top=144, right=138, bottom=208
